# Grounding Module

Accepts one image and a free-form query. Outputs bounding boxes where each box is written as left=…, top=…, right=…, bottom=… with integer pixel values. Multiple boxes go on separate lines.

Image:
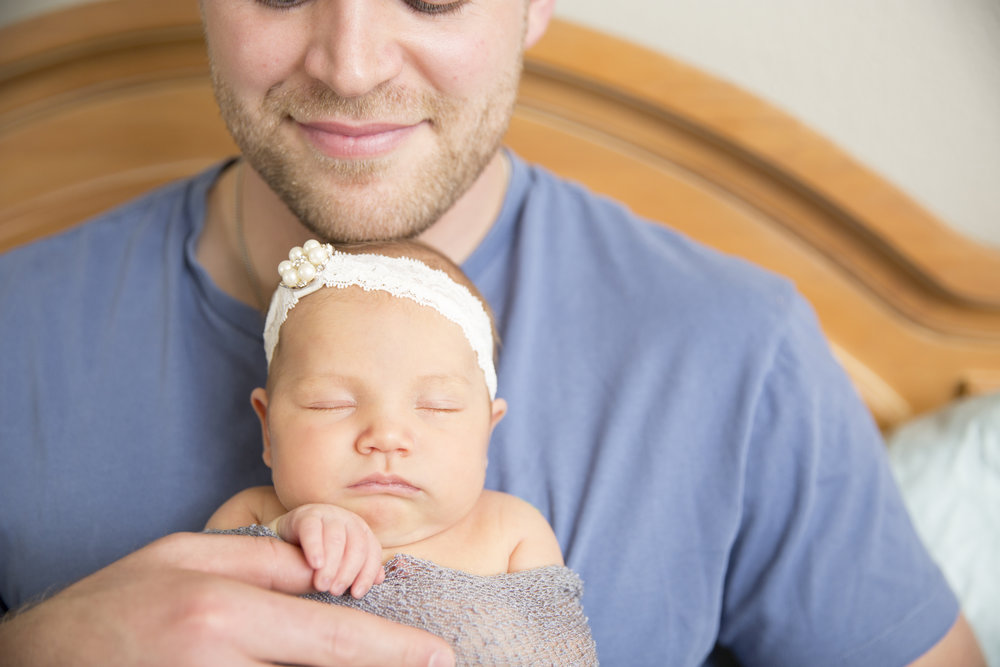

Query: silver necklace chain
left=234, top=160, right=268, bottom=312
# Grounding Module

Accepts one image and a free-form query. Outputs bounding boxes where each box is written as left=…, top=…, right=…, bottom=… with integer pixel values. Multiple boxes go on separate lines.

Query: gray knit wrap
left=214, top=524, right=598, bottom=665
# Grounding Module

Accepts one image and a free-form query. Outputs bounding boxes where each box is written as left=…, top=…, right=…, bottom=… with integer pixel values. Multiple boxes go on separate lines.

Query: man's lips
left=348, top=473, right=420, bottom=496
left=297, top=119, right=422, bottom=159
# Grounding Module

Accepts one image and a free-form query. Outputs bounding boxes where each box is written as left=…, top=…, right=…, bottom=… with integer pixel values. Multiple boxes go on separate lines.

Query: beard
left=210, top=59, right=521, bottom=243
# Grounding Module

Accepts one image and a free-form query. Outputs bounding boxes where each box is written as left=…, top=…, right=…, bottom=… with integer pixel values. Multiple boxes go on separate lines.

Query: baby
left=207, top=239, right=597, bottom=664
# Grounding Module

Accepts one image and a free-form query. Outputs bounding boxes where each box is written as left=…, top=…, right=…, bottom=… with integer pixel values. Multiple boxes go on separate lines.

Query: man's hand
left=270, top=503, right=386, bottom=598
left=0, top=532, right=453, bottom=667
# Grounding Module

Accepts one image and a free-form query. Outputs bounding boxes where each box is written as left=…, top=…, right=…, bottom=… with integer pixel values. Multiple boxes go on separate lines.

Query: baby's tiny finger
left=350, top=548, right=385, bottom=599
left=298, top=520, right=326, bottom=571
left=313, top=569, right=331, bottom=593
left=339, top=521, right=378, bottom=596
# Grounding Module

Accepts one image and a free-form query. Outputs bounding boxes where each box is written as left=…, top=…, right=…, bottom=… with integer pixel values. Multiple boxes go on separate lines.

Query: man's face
left=201, top=0, right=535, bottom=242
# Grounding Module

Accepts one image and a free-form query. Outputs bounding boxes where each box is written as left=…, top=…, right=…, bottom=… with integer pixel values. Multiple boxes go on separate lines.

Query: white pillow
left=888, top=391, right=1000, bottom=666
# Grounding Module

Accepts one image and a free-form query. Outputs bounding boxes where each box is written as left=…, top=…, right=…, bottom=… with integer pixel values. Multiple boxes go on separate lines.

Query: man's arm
left=0, top=532, right=453, bottom=667
left=909, top=613, right=985, bottom=667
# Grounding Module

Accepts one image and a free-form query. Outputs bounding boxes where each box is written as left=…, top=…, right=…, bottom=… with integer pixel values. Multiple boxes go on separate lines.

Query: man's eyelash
left=254, top=0, right=465, bottom=17
left=404, top=0, right=467, bottom=16
left=256, top=0, right=308, bottom=10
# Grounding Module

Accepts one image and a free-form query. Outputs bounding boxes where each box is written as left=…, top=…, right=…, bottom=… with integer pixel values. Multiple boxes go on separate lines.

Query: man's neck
left=418, top=150, right=510, bottom=264
left=197, top=151, right=510, bottom=310
left=197, top=162, right=311, bottom=311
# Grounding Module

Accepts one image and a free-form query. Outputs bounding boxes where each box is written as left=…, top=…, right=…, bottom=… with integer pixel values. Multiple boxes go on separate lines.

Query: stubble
left=211, top=58, right=521, bottom=243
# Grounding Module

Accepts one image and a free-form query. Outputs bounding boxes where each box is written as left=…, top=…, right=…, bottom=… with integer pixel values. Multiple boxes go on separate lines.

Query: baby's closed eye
left=307, top=400, right=356, bottom=412
left=415, top=398, right=465, bottom=413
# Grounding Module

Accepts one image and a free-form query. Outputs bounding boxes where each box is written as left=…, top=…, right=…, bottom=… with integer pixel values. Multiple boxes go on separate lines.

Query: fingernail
left=428, top=649, right=455, bottom=667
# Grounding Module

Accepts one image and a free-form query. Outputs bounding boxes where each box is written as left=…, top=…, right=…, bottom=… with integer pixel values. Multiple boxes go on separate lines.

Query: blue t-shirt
left=0, top=154, right=956, bottom=665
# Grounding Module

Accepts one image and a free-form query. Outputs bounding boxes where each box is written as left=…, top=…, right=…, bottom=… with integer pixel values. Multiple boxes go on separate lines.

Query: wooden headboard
left=3, top=0, right=999, bottom=431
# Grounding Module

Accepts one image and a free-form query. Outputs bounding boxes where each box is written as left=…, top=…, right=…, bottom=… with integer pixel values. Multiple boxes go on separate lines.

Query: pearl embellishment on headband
left=277, top=239, right=332, bottom=288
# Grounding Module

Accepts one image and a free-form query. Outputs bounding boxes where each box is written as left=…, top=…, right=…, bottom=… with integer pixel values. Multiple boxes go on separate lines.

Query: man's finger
left=124, top=534, right=455, bottom=666
left=238, top=587, right=455, bottom=667
left=134, top=531, right=319, bottom=594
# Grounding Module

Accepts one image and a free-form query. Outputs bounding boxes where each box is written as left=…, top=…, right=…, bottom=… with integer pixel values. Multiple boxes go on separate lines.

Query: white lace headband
left=263, top=240, right=497, bottom=400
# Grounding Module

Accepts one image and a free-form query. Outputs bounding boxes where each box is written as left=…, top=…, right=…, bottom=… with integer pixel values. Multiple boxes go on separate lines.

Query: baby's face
left=261, top=287, right=503, bottom=548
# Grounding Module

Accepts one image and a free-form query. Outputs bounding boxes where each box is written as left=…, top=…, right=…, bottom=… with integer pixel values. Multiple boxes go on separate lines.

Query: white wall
left=557, top=0, right=1000, bottom=249
left=5, top=0, right=999, bottom=247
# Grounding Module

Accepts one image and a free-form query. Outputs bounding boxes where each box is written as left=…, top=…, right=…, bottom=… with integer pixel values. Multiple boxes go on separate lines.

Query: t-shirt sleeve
left=717, top=297, right=958, bottom=667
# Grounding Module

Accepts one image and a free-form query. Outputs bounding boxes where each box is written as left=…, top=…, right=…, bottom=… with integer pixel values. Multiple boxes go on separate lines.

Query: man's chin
left=295, top=201, right=439, bottom=244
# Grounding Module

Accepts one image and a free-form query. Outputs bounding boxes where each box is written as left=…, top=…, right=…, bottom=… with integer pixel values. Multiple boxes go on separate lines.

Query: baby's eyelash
left=308, top=402, right=355, bottom=411
left=416, top=401, right=463, bottom=413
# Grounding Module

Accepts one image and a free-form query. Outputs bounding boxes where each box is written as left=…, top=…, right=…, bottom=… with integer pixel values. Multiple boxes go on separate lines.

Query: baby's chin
left=362, top=511, right=452, bottom=552
left=370, top=522, right=441, bottom=551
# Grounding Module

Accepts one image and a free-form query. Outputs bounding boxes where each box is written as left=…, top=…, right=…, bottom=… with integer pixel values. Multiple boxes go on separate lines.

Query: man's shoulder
left=0, top=166, right=223, bottom=331
left=0, top=166, right=220, bottom=269
left=515, top=158, right=801, bottom=334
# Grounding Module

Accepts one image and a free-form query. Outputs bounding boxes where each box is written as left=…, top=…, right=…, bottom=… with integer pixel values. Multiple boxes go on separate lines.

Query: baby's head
left=264, top=239, right=499, bottom=393
left=253, top=239, right=506, bottom=547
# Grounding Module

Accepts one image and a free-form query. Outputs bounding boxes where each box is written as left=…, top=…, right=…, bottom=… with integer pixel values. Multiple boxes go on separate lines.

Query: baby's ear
left=250, top=387, right=273, bottom=467
left=490, top=398, right=508, bottom=430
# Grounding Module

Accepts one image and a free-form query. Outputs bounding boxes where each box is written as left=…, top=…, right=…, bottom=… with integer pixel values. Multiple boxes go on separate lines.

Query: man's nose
left=302, top=0, right=405, bottom=99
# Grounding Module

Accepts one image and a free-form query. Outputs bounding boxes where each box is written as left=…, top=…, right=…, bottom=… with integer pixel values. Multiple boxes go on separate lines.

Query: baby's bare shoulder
left=478, top=489, right=546, bottom=522
left=476, top=491, right=563, bottom=571
left=205, top=485, right=284, bottom=530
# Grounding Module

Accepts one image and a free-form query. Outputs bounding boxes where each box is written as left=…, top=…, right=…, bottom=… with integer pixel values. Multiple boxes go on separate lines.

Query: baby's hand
left=270, top=504, right=385, bottom=598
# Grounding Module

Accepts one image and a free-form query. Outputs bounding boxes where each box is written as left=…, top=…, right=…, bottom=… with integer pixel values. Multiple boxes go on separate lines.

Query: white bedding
left=888, top=391, right=1000, bottom=665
